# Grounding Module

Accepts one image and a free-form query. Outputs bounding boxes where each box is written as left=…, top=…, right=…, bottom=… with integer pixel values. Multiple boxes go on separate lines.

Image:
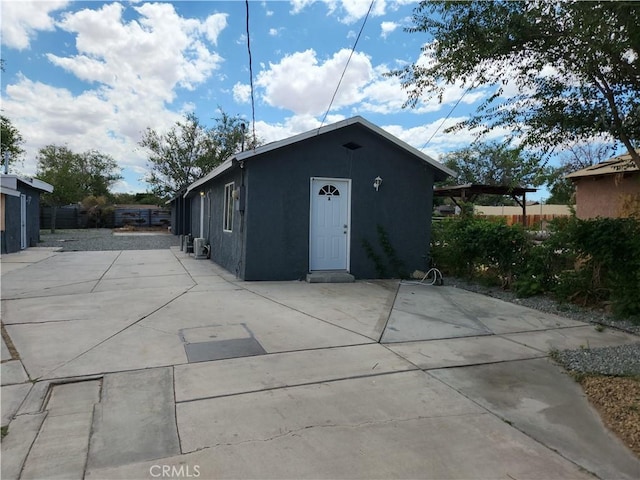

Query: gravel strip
left=38, top=228, right=179, bottom=251
left=552, top=343, right=640, bottom=376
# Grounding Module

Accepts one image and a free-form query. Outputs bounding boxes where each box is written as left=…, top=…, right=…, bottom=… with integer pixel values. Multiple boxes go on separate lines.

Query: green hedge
left=431, top=215, right=640, bottom=318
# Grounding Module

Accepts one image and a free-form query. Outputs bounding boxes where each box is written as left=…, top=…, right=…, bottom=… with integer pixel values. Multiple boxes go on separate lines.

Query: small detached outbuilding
left=566, top=150, right=640, bottom=219
left=179, top=116, right=454, bottom=281
left=1, top=174, right=54, bottom=254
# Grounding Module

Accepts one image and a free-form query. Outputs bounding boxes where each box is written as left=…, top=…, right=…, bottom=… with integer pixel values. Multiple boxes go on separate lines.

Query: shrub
left=431, top=216, right=531, bottom=288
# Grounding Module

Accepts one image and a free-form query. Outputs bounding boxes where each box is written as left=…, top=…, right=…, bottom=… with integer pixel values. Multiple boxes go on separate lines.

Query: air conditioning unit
left=193, top=237, right=208, bottom=259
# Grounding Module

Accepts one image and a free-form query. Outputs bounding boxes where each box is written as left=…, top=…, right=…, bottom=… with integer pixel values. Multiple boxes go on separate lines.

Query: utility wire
left=245, top=0, right=256, bottom=146
left=318, top=0, right=375, bottom=131
left=421, top=86, right=471, bottom=151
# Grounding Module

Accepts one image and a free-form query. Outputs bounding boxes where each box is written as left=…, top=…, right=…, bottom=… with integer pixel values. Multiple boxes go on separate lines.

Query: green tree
left=394, top=1, right=640, bottom=167
left=140, top=111, right=258, bottom=198
left=440, top=142, right=545, bottom=205
left=36, top=145, right=122, bottom=231
left=1, top=115, right=25, bottom=169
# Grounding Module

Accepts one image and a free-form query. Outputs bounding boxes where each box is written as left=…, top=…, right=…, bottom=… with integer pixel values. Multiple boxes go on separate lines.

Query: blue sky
left=2, top=0, right=528, bottom=196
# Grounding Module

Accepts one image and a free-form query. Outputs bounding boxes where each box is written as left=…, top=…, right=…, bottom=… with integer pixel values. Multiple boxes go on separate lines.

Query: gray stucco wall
left=241, top=124, right=436, bottom=280
left=192, top=168, right=246, bottom=277
left=2, top=184, right=43, bottom=254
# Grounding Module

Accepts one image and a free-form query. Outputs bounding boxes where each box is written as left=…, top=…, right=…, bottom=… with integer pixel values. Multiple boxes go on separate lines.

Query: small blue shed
left=1, top=174, right=54, bottom=254
left=180, top=116, right=454, bottom=281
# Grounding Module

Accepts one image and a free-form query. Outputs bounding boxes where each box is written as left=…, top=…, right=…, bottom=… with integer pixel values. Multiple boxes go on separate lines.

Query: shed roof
left=185, top=116, right=455, bottom=197
left=1, top=174, right=54, bottom=197
left=565, top=150, right=639, bottom=180
left=433, top=183, right=536, bottom=199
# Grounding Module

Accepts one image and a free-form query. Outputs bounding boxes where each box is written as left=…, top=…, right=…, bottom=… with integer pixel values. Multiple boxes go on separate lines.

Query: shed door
left=20, top=194, right=27, bottom=249
left=309, top=178, right=350, bottom=271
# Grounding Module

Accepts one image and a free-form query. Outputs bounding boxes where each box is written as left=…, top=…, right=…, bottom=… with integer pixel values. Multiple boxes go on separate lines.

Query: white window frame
left=223, top=182, right=234, bottom=232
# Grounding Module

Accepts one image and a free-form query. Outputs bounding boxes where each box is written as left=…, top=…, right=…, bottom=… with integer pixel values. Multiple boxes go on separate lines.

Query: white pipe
left=199, top=194, right=204, bottom=238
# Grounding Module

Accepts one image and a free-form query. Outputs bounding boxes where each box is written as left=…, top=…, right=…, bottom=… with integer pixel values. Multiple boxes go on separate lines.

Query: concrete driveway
left=1, top=247, right=639, bottom=479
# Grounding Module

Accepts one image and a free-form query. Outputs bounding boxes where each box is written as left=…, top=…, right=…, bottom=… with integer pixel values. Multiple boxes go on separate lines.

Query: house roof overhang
left=183, top=116, right=456, bottom=196
left=1, top=174, right=54, bottom=197
left=565, top=150, right=640, bottom=180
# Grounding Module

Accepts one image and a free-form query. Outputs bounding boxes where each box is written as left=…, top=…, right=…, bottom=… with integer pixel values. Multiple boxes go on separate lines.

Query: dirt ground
left=581, top=375, right=640, bottom=458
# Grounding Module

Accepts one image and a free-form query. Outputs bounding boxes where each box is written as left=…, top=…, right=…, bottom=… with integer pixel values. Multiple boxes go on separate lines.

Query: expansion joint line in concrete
left=43, top=287, right=196, bottom=379
left=175, top=369, right=420, bottom=405
left=90, top=250, right=123, bottom=294
left=376, top=282, right=400, bottom=344
left=238, top=284, right=377, bottom=342
left=423, top=369, right=600, bottom=479
left=171, top=366, right=184, bottom=455
left=16, top=411, right=49, bottom=480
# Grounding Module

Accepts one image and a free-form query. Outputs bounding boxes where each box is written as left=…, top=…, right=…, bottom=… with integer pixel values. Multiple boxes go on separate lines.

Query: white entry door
left=20, top=194, right=27, bottom=249
left=309, top=178, right=350, bottom=271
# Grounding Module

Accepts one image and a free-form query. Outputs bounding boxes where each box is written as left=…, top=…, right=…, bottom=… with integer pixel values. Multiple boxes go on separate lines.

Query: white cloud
left=201, top=13, right=228, bottom=45
left=233, top=83, right=252, bottom=104
left=268, top=28, right=281, bottom=36
left=380, top=21, right=399, bottom=38
left=256, top=48, right=373, bottom=115
left=254, top=113, right=347, bottom=144
left=1, top=2, right=228, bottom=190
left=1, top=0, right=69, bottom=50
left=289, top=0, right=387, bottom=24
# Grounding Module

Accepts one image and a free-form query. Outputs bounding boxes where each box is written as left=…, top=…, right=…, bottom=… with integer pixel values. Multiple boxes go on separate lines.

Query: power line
left=318, top=0, right=375, bottom=131
left=421, top=87, right=471, bottom=151
left=245, top=0, right=256, bottom=146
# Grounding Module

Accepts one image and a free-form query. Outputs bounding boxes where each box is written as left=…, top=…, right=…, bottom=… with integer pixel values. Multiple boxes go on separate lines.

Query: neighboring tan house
left=566, top=150, right=640, bottom=219
left=177, top=116, right=454, bottom=281
left=1, top=174, right=54, bottom=254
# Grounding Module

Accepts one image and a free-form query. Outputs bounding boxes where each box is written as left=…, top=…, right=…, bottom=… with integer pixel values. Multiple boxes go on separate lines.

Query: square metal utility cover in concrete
left=185, top=337, right=267, bottom=363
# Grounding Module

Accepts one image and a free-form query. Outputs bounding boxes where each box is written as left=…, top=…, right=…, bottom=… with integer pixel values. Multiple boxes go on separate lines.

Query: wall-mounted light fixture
left=373, top=176, right=383, bottom=191
left=199, top=191, right=205, bottom=197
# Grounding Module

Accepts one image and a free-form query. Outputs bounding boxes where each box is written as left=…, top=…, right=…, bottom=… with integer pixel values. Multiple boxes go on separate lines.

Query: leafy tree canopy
left=439, top=142, right=546, bottom=205
left=1, top=115, right=25, bottom=168
left=36, top=145, right=122, bottom=207
left=394, top=1, right=640, bottom=167
left=140, top=110, right=259, bottom=198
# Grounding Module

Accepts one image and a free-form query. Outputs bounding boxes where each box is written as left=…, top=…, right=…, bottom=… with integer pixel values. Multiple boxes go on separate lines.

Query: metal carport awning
left=433, top=183, right=537, bottom=225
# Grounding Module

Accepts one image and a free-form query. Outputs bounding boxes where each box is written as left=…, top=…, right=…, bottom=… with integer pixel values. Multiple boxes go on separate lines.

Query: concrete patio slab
left=503, top=325, right=640, bottom=353
left=21, top=410, right=94, bottom=480
left=88, top=368, right=180, bottom=470
left=137, top=289, right=374, bottom=354
left=1, top=287, right=189, bottom=325
left=6, top=317, right=140, bottom=379
left=387, top=335, right=544, bottom=370
left=1, top=383, right=32, bottom=426
left=0, top=412, right=47, bottom=480
left=176, top=370, right=483, bottom=453
left=46, top=380, right=102, bottom=415
left=1, top=360, right=29, bottom=385
left=430, top=358, right=640, bottom=480
left=381, top=308, right=492, bottom=342
left=88, top=412, right=592, bottom=480
left=91, top=273, right=195, bottom=292
left=383, top=285, right=586, bottom=343
left=1, top=335, right=12, bottom=360
left=46, top=324, right=188, bottom=379
left=174, top=343, right=417, bottom=402
left=0, top=247, right=60, bottom=265
left=242, top=280, right=397, bottom=340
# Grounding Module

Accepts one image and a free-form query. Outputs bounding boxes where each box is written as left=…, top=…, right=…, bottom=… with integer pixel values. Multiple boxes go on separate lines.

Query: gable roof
left=565, top=150, right=639, bottom=180
left=186, top=116, right=455, bottom=197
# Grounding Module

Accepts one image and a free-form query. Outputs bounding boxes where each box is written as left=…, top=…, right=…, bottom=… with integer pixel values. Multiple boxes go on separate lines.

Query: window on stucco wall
left=224, top=182, right=234, bottom=232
